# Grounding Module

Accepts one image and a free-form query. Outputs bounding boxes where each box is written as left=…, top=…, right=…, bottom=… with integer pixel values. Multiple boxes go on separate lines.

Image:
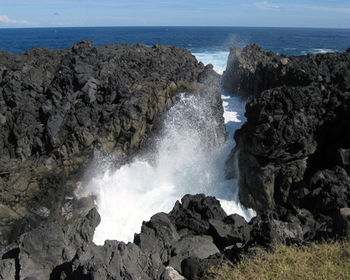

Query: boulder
left=169, top=194, right=227, bottom=235
left=208, top=214, right=250, bottom=249
left=168, top=235, right=220, bottom=273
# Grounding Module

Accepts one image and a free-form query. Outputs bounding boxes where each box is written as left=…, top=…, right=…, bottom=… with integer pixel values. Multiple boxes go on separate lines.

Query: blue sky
left=0, top=0, right=350, bottom=28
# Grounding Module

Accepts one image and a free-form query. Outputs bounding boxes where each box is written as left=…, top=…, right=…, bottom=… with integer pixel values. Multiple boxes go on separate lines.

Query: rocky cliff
left=0, top=41, right=225, bottom=248
left=224, top=44, right=350, bottom=239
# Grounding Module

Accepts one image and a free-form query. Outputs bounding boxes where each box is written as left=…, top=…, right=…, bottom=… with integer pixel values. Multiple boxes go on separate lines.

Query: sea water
left=1, top=27, right=349, bottom=56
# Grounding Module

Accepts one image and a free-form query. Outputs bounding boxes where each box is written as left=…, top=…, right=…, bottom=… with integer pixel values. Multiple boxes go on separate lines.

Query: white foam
left=81, top=92, right=255, bottom=245
left=193, top=51, right=229, bottom=74
left=301, top=48, right=337, bottom=55
left=79, top=51, right=256, bottom=245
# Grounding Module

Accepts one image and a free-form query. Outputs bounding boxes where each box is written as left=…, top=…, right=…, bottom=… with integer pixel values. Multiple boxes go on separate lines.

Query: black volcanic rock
left=0, top=193, right=250, bottom=279
left=169, top=194, right=227, bottom=235
left=223, top=44, right=350, bottom=217
left=1, top=191, right=338, bottom=279
left=0, top=41, right=226, bottom=245
left=221, top=44, right=349, bottom=99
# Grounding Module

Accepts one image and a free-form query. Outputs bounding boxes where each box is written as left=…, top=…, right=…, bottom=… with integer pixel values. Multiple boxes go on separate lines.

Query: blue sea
left=1, top=26, right=350, bottom=74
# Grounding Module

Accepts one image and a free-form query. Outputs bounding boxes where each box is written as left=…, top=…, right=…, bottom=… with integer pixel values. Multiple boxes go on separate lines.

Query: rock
left=223, top=242, right=244, bottom=261
left=222, top=44, right=314, bottom=99
left=70, top=241, right=161, bottom=280
left=181, top=257, right=201, bottom=280
left=223, top=44, right=350, bottom=214
left=135, top=212, right=180, bottom=263
left=0, top=258, right=16, bottom=280
left=208, top=214, right=250, bottom=250
left=18, top=208, right=99, bottom=280
left=0, top=194, right=234, bottom=280
left=0, top=41, right=226, bottom=244
left=162, top=266, right=185, bottom=280
left=334, top=208, right=350, bottom=235
left=304, top=167, right=350, bottom=215
left=0, top=208, right=99, bottom=280
left=337, top=148, right=350, bottom=171
left=169, top=194, right=227, bottom=235
left=249, top=209, right=303, bottom=246
left=169, top=235, right=219, bottom=273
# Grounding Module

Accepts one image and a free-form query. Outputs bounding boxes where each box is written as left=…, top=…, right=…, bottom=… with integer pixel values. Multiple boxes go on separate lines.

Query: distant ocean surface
left=1, top=26, right=350, bottom=74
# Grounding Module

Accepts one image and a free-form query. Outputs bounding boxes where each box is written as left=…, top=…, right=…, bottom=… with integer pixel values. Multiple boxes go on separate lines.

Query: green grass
left=207, top=240, right=350, bottom=280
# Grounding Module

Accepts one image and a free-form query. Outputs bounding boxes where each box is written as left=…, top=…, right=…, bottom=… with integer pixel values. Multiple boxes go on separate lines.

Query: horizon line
left=1, top=25, right=350, bottom=30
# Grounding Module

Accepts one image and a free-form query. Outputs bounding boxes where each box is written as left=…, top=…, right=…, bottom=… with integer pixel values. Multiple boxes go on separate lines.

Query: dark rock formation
left=0, top=41, right=225, bottom=246
left=224, top=44, right=350, bottom=250
left=222, top=43, right=337, bottom=99
left=0, top=194, right=245, bottom=280
left=0, top=192, right=343, bottom=279
left=224, top=44, right=350, bottom=213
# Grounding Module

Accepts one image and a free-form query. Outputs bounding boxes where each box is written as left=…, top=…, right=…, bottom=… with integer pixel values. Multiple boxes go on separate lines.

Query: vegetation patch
left=207, top=239, right=350, bottom=280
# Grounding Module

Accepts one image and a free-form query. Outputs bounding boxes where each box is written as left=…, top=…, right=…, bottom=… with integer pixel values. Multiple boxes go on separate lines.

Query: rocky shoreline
left=0, top=42, right=350, bottom=279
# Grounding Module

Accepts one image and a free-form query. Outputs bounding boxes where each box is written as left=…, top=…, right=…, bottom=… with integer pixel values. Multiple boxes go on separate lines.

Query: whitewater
left=80, top=52, right=256, bottom=245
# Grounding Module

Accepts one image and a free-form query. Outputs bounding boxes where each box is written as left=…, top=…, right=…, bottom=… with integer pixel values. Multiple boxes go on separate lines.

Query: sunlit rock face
left=224, top=44, right=350, bottom=221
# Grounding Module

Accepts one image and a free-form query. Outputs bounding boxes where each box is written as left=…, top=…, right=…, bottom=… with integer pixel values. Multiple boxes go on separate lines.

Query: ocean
left=1, top=26, right=350, bottom=74
left=1, top=26, right=349, bottom=243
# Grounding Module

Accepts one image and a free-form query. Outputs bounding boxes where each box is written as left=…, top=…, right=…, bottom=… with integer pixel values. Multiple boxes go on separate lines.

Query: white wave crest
left=193, top=51, right=229, bottom=74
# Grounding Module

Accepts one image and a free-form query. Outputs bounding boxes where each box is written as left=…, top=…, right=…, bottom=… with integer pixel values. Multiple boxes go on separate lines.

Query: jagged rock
left=169, top=194, right=227, bottom=235
left=223, top=242, right=245, bottom=261
left=304, top=167, right=350, bottom=215
left=0, top=41, right=225, bottom=245
left=0, top=208, right=99, bottom=280
left=2, top=191, right=341, bottom=280
left=69, top=241, right=162, bottom=280
left=222, top=44, right=314, bottom=99
left=223, top=44, right=350, bottom=214
left=0, top=194, right=236, bottom=280
left=180, top=257, right=201, bottom=280
left=135, top=212, right=180, bottom=263
left=208, top=214, right=250, bottom=250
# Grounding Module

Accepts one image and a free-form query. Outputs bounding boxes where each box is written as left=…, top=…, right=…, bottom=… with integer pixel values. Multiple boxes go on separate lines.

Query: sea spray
left=193, top=51, right=229, bottom=75
left=81, top=92, right=255, bottom=245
